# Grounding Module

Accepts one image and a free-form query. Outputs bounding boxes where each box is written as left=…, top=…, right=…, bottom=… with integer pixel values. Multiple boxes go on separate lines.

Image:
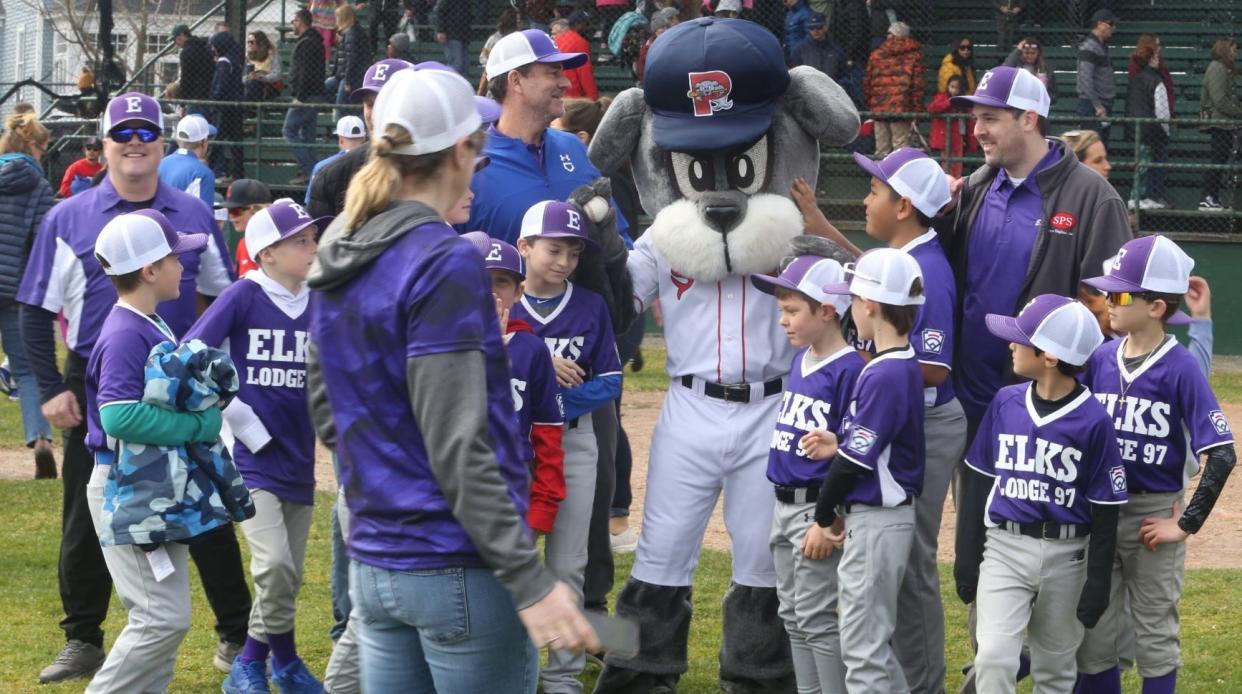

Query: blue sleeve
left=1188, top=318, right=1213, bottom=380
left=562, top=373, right=622, bottom=422
left=199, top=169, right=216, bottom=210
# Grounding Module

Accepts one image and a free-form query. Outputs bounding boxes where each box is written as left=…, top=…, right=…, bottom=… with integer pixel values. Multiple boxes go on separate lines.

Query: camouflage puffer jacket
left=864, top=36, right=926, bottom=115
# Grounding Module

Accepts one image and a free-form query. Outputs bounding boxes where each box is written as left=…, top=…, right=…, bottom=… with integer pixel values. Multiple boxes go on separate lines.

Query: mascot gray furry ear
left=590, top=58, right=859, bottom=283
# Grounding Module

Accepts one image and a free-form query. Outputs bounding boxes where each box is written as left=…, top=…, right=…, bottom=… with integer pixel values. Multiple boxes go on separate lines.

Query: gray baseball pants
left=839, top=504, right=914, bottom=693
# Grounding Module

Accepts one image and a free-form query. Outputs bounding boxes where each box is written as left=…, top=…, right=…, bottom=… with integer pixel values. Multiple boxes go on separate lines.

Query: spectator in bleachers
left=387, top=32, right=415, bottom=62
left=712, top=0, right=744, bottom=19
left=1125, top=34, right=1171, bottom=211
left=866, top=0, right=897, bottom=50
left=556, top=11, right=599, bottom=100
left=838, top=0, right=870, bottom=106
left=1198, top=37, right=1242, bottom=211
left=479, top=9, right=523, bottom=94
left=59, top=136, right=104, bottom=198
left=285, top=9, right=326, bottom=187
left=1076, top=8, right=1118, bottom=146
left=368, top=0, right=404, bottom=56
left=304, top=116, right=368, bottom=203
left=331, top=4, right=372, bottom=111
left=864, top=21, right=924, bottom=156
left=173, top=24, right=213, bottom=116
left=597, top=0, right=631, bottom=43
left=208, top=30, right=245, bottom=184
left=1003, top=37, right=1057, bottom=104
left=928, top=74, right=976, bottom=177
left=994, top=0, right=1023, bottom=52
left=937, top=36, right=976, bottom=94
left=243, top=31, right=283, bottom=103
left=783, top=0, right=814, bottom=61
left=519, top=0, right=558, bottom=32
left=309, top=0, right=338, bottom=61
left=792, top=13, right=844, bottom=80
left=637, top=8, right=680, bottom=83
left=433, top=0, right=474, bottom=77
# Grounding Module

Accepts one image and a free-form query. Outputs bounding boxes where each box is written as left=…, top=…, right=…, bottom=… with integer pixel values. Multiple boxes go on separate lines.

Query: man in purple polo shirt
left=17, top=92, right=246, bottom=684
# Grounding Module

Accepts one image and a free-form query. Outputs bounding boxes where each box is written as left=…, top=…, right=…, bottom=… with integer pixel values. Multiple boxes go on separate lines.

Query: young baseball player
left=799, top=247, right=926, bottom=692
left=753, top=254, right=862, bottom=694
left=512, top=199, right=621, bottom=693
left=955, top=294, right=1127, bottom=694
left=1075, top=236, right=1236, bottom=694
left=852, top=147, right=966, bottom=691
left=217, top=179, right=274, bottom=276
left=185, top=198, right=326, bottom=694
left=84, top=210, right=218, bottom=692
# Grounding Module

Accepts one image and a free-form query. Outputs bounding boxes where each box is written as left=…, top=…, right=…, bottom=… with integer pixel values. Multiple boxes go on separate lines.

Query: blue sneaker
left=222, top=658, right=270, bottom=694
left=272, top=658, right=323, bottom=694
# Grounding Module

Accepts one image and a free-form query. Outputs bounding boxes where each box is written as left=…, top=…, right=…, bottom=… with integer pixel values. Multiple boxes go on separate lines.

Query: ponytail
left=0, top=112, right=49, bottom=155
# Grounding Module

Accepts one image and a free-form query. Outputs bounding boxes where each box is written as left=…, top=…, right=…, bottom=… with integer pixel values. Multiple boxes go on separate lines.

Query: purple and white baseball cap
left=519, top=200, right=599, bottom=250
left=462, top=231, right=525, bottom=278
left=485, top=29, right=587, bottom=80
left=245, top=198, right=330, bottom=260
left=95, top=210, right=207, bottom=276
left=350, top=59, right=412, bottom=102
left=372, top=69, right=482, bottom=156
left=823, top=247, right=925, bottom=306
left=752, top=255, right=851, bottom=315
left=852, top=148, right=951, bottom=218
left=1083, top=235, right=1194, bottom=295
left=415, top=61, right=502, bottom=123
left=951, top=65, right=1050, bottom=118
left=985, top=294, right=1103, bottom=366
left=103, top=92, right=164, bottom=132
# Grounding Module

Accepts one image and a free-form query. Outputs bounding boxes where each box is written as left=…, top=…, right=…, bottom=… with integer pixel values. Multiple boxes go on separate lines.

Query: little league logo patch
left=687, top=70, right=734, bottom=117
left=846, top=425, right=878, bottom=455
left=1210, top=410, right=1232, bottom=435
left=922, top=329, right=945, bottom=355
left=1110, top=466, right=1127, bottom=494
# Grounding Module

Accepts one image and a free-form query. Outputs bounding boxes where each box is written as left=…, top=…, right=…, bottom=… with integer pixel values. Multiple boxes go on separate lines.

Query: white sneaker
left=610, top=527, right=639, bottom=554
left=1139, top=198, right=1166, bottom=210
left=1200, top=196, right=1225, bottom=210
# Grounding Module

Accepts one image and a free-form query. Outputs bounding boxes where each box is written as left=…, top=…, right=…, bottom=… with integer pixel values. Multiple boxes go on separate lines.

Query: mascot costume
left=586, top=17, right=860, bottom=693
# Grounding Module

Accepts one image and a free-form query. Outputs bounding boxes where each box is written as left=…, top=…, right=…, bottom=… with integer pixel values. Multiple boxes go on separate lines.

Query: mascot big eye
left=587, top=17, right=859, bottom=694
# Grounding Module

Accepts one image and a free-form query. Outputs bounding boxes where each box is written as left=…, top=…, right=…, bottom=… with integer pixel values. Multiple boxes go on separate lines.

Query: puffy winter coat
left=0, top=153, right=53, bottom=300
left=864, top=35, right=924, bottom=114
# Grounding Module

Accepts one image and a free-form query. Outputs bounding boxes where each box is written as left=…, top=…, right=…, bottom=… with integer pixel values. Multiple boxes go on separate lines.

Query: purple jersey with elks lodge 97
left=767, top=345, right=864, bottom=487
left=837, top=346, right=925, bottom=507
left=1086, top=337, right=1234, bottom=493
left=509, top=282, right=622, bottom=381
left=966, top=383, right=1129, bottom=526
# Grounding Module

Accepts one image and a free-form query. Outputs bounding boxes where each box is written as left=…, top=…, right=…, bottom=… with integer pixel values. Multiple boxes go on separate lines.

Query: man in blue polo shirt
left=159, top=113, right=217, bottom=210
left=19, top=92, right=248, bottom=684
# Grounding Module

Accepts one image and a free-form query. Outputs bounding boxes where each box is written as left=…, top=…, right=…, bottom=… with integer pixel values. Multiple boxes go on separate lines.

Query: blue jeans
left=329, top=454, right=350, bottom=641
left=1077, top=98, right=1113, bottom=148
left=283, top=105, right=319, bottom=176
left=350, top=562, right=538, bottom=693
left=1145, top=134, right=1169, bottom=201
left=443, top=40, right=468, bottom=78
left=0, top=299, right=52, bottom=446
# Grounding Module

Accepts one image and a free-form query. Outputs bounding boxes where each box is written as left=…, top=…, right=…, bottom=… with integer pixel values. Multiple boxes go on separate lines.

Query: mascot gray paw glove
left=567, top=177, right=626, bottom=264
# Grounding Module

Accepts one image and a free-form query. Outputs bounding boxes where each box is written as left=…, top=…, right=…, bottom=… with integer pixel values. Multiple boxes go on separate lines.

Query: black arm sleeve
left=19, top=303, right=68, bottom=403
left=1078, top=502, right=1119, bottom=629
left=953, top=465, right=992, bottom=604
left=812, top=457, right=867, bottom=527
left=305, top=339, right=336, bottom=450
left=1179, top=445, right=1236, bottom=535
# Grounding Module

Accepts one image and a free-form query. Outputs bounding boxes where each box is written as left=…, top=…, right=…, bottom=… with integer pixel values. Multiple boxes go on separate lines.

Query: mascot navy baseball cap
left=852, top=148, right=951, bottom=218
left=1083, top=235, right=1194, bottom=295
left=752, top=255, right=851, bottom=316
left=519, top=200, right=600, bottom=250
left=486, top=29, right=588, bottom=80
left=95, top=210, right=207, bottom=276
left=643, top=17, right=791, bottom=151
left=985, top=294, right=1103, bottom=366
left=951, top=65, right=1050, bottom=118
left=246, top=198, right=331, bottom=260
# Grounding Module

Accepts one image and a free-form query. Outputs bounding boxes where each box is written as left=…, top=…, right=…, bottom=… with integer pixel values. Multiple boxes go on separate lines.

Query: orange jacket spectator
left=864, top=33, right=925, bottom=114
left=555, top=28, right=598, bottom=100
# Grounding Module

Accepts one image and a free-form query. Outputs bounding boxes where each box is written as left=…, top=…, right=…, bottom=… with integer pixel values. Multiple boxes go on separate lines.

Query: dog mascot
left=586, top=17, right=860, bottom=693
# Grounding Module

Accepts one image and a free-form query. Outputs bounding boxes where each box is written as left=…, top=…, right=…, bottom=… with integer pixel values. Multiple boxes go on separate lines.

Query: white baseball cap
left=485, top=29, right=588, bottom=80
left=371, top=68, right=481, bottom=156
left=823, top=247, right=925, bottom=306
left=95, top=210, right=208, bottom=276
left=246, top=198, right=330, bottom=260
left=335, top=115, right=366, bottom=139
left=752, top=255, right=852, bottom=316
left=1083, top=235, right=1194, bottom=295
left=985, top=294, right=1103, bottom=367
left=174, top=114, right=216, bottom=142
left=951, top=65, right=1051, bottom=118
left=852, top=148, right=951, bottom=218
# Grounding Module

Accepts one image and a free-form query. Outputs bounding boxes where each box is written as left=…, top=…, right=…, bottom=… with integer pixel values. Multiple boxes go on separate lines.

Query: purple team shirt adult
left=311, top=223, right=530, bottom=571
left=183, top=273, right=317, bottom=505
left=956, top=143, right=1064, bottom=418
left=85, top=305, right=177, bottom=454
left=506, top=327, right=565, bottom=463
left=1087, top=338, right=1235, bottom=493
left=837, top=346, right=926, bottom=507
left=904, top=231, right=957, bottom=407
left=966, top=383, right=1128, bottom=525
left=17, top=177, right=234, bottom=355
left=767, top=346, right=864, bottom=487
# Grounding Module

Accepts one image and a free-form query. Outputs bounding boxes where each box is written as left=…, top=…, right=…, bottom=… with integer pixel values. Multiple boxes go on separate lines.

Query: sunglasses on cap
left=108, top=126, right=161, bottom=144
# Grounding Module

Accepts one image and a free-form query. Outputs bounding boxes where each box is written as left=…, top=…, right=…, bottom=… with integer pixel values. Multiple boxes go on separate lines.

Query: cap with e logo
left=245, top=197, right=332, bottom=260
left=103, top=92, right=164, bottom=132
left=519, top=200, right=599, bottom=250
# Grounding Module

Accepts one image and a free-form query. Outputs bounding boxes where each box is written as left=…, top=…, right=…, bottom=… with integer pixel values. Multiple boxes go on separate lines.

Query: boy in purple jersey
left=852, top=146, right=966, bottom=692
left=185, top=198, right=327, bottom=694
left=752, top=254, right=862, bottom=694
left=800, top=247, right=926, bottom=693
left=1075, top=236, right=1236, bottom=694
left=955, top=294, right=1126, bottom=694
left=84, top=211, right=221, bottom=693
left=512, top=199, right=621, bottom=692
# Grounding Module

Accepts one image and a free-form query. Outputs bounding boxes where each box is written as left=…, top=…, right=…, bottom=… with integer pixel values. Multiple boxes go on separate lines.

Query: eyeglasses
left=108, top=126, right=161, bottom=143
left=959, top=44, right=972, bottom=51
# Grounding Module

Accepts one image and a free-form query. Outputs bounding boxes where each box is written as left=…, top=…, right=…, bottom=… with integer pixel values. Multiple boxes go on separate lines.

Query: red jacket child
left=555, top=28, right=599, bottom=100
left=928, top=90, right=977, bottom=178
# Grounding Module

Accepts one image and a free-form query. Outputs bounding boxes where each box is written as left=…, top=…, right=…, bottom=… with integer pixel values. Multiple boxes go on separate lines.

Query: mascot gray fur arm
left=565, top=177, right=638, bottom=334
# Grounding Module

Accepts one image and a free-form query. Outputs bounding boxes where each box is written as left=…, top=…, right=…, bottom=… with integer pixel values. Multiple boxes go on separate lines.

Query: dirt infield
left=4, top=396, right=1239, bottom=569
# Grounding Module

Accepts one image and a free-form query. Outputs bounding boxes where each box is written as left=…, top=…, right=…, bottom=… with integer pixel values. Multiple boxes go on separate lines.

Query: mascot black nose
left=704, top=204, right=741, bottom=233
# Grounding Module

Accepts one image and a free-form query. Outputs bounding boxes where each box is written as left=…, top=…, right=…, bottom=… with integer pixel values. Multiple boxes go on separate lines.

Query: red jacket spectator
left=927, top=91, right=977, bottom=178
left=556, top=28, right=598, bottom=100
left=864, top=33, right=925, bottom=114
left=58, top=158, right=104, bottom=197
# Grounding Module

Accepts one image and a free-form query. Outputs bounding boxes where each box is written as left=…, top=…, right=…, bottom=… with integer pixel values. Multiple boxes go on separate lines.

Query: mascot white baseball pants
left=632, top=381, right=779, bottom=589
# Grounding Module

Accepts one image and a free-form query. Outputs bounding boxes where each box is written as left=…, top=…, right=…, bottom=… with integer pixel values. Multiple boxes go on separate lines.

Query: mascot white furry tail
left=587, top=17, right=859, bottom=694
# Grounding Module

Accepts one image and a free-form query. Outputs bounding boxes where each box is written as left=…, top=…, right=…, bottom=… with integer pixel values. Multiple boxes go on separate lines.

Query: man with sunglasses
left=1077, top=8, right=1119, bottom=145
left=17, top=92, right=245, bottom=684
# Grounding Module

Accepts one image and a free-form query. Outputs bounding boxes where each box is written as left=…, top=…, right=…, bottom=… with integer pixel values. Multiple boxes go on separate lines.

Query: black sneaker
left=34, top=439, right=56, bottom=479
left=38, top=640, right=105, bottom=683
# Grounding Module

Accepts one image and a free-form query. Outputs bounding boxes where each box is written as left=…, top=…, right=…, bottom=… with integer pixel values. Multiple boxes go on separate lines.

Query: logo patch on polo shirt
left=1049, top=211, right=1077, bottom=235
left=846, top=425, right=877, bottom=455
